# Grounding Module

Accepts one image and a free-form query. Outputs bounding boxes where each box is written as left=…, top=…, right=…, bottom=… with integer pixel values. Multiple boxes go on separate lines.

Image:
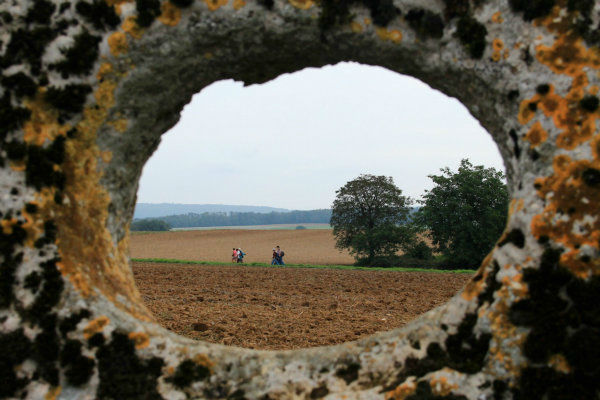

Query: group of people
left=231, top=248, right=246, bottom=263
left=271, top=246, right=285, bottom=265
left=230, top=246, right=285, bottom=265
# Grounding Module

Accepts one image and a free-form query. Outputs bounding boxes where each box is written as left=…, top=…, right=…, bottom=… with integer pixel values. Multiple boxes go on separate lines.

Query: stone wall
left=0, top=0, right=599, bottom=398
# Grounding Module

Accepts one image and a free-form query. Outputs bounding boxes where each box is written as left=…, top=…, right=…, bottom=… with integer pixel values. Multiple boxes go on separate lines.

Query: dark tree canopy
left=330, top=174, right=413, bottom=263
left=131, top=218, right=171, bottom=231
left=416, top=159, right=509, bottom=268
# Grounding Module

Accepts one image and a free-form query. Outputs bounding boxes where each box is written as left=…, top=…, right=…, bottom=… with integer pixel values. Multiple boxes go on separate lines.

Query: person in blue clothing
left=276, top=245, right=285, bottom=265
left=237, top=248, right=245, bottom=263
left=271, top=248, right=279, bottom=265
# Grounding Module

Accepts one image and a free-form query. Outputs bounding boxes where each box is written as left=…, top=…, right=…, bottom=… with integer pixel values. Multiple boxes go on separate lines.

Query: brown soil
left=133, top=261, right=472, bottom=350
left=130, top=229, right=355, bottom=265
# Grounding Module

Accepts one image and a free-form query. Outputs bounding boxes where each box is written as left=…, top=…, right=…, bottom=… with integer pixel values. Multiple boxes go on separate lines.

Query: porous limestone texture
left=1, top=0, right=599, bottom=398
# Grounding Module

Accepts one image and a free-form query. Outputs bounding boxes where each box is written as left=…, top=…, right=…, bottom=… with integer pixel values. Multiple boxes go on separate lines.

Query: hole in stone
left=128, top=62, right=506, bottom=350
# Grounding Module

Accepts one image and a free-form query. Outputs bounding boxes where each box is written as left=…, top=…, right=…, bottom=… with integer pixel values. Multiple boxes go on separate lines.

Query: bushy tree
left=330, top=174, right=414, bottom=264
left=131, top=218, right=171, bottom=231
left=416, top=159, right=508, bottom=268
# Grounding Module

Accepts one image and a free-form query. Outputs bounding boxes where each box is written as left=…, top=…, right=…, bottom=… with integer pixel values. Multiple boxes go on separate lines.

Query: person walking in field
left=271, top=248, right=279, bottom=265
left=276, top=245, right=285, bottom=265
left=232, top=248, right=238, bottom=263
left=237, top=248, right=245, bottom=263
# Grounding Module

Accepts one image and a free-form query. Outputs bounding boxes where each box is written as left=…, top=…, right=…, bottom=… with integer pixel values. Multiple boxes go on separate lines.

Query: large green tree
left=330, top=174, right=414, bottom=264
left=416, top=159, right=509, bottom=268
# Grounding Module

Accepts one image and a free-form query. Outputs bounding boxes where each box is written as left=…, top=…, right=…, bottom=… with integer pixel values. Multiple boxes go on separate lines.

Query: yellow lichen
left=23, top=94, right=69, bottom=146
left=525, top=121, right=548, bottom=148
left=128, top=331, right=151, bottom=349
left=491, top=11, right=503, bottom=23
left=351, top=21, right=363, bottom=33
left=1, top=218, right=18, bottom=235
left=122, top=16, right=144, bottom=39
left=289, top=0, right=314, bottom=9
left=108, top=118, right=128, bottom=133
left=429, top=376, right=458, bottom=396
left=376, top=28, right=402, bottom=44
left=108, top=32, right=128, bottom=56
left=461, top=252, right=493, bottom=301
left=97, top=63, right=114, bottom=80
left=549, top=354, right=571, bottom=374
left=204, top=0, right=228, bottom=11
left=83, top=316, right=110, bottom=339
left=493, top=38, right=504, bottom=51
left=158, top=1, right=181, bottom=26
left=233, top=0, right=246, bottom=10
left=45, top=386, right=61, bottom=400
left=385, top=379, right=416, bottom=399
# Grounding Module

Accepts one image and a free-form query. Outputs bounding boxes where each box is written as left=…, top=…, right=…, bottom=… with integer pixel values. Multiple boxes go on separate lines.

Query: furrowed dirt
left=133, top=261, right=472, bottom=350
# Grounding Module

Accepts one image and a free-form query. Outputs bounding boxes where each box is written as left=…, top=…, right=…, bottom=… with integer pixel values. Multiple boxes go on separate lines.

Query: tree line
left=331, top=159, right=508, bottom=269
left=131, top=209, right=332, bottom=230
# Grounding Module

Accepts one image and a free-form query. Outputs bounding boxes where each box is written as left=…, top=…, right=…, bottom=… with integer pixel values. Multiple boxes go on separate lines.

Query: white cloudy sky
left=136, top=62, right=504, bottom=210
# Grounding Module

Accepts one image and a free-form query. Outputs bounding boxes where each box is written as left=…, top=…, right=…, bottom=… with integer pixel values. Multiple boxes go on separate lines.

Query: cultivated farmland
left=133, top=261, right=471, bottom=350
left=129, top=229, right=355, bottom=265
left=130, top=229, right=471, bottom=350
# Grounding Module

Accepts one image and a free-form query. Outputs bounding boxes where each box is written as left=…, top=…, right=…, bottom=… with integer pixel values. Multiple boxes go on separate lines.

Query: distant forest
left=132, top=209, right=332, bottom=230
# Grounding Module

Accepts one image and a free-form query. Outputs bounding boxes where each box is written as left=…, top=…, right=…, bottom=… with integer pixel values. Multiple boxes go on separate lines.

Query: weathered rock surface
left=1, top=0, right=599, bottom=398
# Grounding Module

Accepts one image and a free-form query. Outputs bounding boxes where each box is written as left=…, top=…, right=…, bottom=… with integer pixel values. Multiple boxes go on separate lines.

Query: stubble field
left=130, top=229, right=355, bottom=265
left=131, top=229, right=472, bottom=349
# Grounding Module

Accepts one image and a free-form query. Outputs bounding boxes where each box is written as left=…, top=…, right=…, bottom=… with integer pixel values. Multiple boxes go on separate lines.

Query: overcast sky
left=136, top=62, right=504, bottom=210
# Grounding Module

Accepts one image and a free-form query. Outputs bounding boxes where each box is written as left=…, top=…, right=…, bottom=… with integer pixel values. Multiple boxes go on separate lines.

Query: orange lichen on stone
left=518, top=99, right=538, bottom=125
left=486, top=264, right=529, bottom=375
left=108, top=118, right=128, bottom=133
left=461, top=252, right=493, bottom=301
left=204, top=0, right=228, bottom=11
left=549, top=354, right=571, bottom=374
left=95, top=81, right=118, bottom=109
left=193, top=353, right=215, bottom=369
left=39, top=58, right=153, bottom=320
left=525, top=121, right=548, bottom=147
left=233, top=0, right=246, bottom=10
left=108, top=32, right=128, bottom=56
left=122, top=16, right=144, bottom=39
left=128, top=331, right=150, bottom=349
left=493, top=38, right=504, bottom=51
left=97, top=62, right=114, bottom=80
left=429, top=375, right=459, bottom=396
left=44, top=386, right=61, bottom=400
left=385, top=379, right=416, bottom=399
left=519, top=76, right=598, bottom=150
left=83, top=316, right=110, bottom=339
left=376, top=28, right=402, bottom=44
left=22, top=95, right=69, bottom=146
left=531, top=155, right=600, bottom=277
left=158, top=1, right=181, bottom=26
left=521, top=7, right=600, bottom=151
left=491, top=11, right=503, bottom=23
left=289, top=0, right=314, bottom=9
left=21, top=205, right=45, bottom=247
left=491, top=51, right=501, bottom=62
left=351, top=21, right=363, bottom=33
left=105, top=0, right=132, bottom=5
left=1, top=218, right=18, bottom=235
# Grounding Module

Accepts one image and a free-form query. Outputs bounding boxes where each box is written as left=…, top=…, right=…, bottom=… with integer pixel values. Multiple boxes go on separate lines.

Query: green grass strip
left=131, top=258, right=474, bottom=274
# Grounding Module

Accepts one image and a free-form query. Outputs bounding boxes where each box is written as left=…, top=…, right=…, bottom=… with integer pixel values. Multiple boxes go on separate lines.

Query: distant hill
left=134, top=203, right=290, bottom=219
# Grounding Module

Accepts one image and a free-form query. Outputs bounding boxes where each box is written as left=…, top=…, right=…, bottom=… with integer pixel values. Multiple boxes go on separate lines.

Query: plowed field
left=133, top=261, right=471, bottom=350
